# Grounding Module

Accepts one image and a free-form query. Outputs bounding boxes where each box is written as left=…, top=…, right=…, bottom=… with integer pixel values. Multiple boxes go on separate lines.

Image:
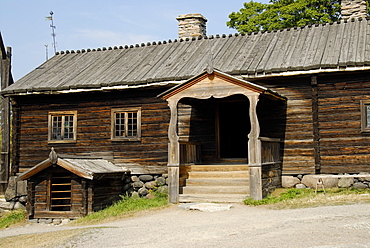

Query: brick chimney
left=341, top=0, right=368, bottom=19
left=177, top=14, right=207, bottom=38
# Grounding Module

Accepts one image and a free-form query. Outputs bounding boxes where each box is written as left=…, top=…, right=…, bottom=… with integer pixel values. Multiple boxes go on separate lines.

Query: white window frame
left=48, top=111, right=77, bottom=143
left=111, top=107, right=141, bottom=141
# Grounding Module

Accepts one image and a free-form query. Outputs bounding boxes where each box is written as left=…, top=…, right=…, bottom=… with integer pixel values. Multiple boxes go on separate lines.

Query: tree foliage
left=227, top=0, right=362, bottom=33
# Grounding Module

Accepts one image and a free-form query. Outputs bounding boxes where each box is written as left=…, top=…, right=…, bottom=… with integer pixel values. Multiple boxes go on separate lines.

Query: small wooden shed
left=18, top=149, right=129, bottom=219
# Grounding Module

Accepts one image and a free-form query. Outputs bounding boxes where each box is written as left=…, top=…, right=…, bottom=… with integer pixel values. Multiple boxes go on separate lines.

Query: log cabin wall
left=256, top=76, right=315, bottom=175
left=12, top=88, right=170, bottom=173
left=317, top=71, right=370, bottom=174
left=28, top=166, right=85, bottom=219
left=91, top=175, right=126, bottom=212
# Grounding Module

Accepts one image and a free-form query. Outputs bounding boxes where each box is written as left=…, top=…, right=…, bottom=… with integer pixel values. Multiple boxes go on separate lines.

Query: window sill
left=48, top=140, right=77, bottom=144
left=111, top=137, right=141, bottom=142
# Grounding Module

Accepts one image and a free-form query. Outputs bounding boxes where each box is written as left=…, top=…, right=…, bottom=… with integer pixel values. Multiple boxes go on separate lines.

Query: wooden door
left=218, top=100, right=250, bottom=159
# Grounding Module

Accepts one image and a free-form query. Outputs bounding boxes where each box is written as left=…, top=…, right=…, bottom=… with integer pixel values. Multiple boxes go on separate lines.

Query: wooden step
left=181, top=185, right=249, bottom=194
left=187, top=164, right=249, bottom=172
left=179, top=194, right=248, bottom=203
left=185, top=178, right=249, bottom=186
left=188, top=171, right=249, bottom=179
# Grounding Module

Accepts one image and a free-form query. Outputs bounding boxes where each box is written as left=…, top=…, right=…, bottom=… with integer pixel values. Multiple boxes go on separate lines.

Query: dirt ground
left=0, top=203, right=370, bottom=248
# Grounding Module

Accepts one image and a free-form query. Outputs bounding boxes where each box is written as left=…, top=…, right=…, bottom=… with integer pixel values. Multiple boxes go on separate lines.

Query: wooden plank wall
left=30, top=166, right=85, bottom=219
left=91, top=176, right=124, bottom=212
left=317, top=72, right=370, bottom=173
left=257, top=77, right=316, bottom=175
left=14, top=88, right=170, bottom=173
left=178, top=98, right=217, bottom=162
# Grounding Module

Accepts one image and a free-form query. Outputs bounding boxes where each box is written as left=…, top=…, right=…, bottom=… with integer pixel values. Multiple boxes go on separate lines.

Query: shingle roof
left=18, top=157, right=129, bottom=180
left=3, top=18, right=370, bottom=95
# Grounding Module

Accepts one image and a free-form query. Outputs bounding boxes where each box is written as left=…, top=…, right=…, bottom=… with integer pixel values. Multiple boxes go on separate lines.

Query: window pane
left=127, top=112, right=137, bottom=137
left=52, top=116, right=62, bottom=140
left=115, top=112, right=125, bottom=137
left=64, top=115, right=74, bottom=139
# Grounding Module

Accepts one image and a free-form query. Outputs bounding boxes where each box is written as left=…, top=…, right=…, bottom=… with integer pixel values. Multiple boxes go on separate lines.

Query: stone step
left=185, top=178, right=249, bottom=186
left=181, top=186, right=249, bottom=194
left=179, top=193, right=248, bottom=203
left=188, top=171, right=249, bottom=179
left=187, top=164, right=249, bottom=172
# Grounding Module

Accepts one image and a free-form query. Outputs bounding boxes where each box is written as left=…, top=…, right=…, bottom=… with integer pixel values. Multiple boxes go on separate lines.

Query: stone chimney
left=177, top=14, right=207, bottom=38
left=341, top=0, right=368, bottom=19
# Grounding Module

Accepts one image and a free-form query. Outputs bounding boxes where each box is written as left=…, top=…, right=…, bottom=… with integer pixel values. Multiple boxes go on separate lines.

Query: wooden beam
left=247, top=94, right=263, bottom=200
left=167, top=99, right=180, bottom=203
left=0, top=45, right=11, bottom=192
left=311, top=76, right=321, bottom=174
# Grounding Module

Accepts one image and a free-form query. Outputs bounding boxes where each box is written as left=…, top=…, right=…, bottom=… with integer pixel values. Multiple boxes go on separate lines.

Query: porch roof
left=158, top=69, right=284, bottom=100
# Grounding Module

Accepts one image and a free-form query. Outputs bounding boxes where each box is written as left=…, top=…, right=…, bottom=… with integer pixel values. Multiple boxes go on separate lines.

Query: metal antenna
left=46, top=11, right=57, bottom=54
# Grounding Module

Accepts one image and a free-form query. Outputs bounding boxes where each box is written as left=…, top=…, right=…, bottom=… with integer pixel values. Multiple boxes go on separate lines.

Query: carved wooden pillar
left=247, top=94, right=263, bottom=200
left=167, top=98, right=180, bottom=203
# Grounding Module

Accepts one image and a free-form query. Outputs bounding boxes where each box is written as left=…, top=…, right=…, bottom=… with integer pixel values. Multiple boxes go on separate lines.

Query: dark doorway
left=218, top=100, right=250, bottom=158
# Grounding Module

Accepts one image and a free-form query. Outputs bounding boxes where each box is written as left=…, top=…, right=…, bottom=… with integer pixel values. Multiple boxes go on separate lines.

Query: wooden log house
left=2, top=11, right=370, bottom=211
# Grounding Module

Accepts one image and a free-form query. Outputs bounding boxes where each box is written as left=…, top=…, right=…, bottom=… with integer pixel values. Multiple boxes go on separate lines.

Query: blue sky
left=1, top=0, right=268, bottom=81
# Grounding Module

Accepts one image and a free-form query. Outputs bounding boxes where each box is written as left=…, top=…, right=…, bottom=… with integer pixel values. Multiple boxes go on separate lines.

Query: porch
left=178, top=138, right=281, bottom=203
left=159, top=70, right=285, bottom=203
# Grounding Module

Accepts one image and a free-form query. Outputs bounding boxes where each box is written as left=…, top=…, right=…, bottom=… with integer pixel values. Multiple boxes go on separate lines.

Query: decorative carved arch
left=159, top=70, right=283, bottom=202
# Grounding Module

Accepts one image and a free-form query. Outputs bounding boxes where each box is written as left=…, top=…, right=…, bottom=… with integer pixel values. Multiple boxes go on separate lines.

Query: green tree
left=227, top=0, right=344, bottom=33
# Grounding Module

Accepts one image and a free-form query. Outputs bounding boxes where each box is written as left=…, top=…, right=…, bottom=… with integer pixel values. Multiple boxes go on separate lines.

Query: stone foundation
left=129, top=173, right=168, bottom=197
left=282, top=173, right=370, bottom=189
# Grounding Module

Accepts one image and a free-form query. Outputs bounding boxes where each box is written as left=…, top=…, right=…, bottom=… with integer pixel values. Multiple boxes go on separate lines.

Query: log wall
left=13, top=88, right=170, bottom=173
left=257, top=77, right=315, bottom=175
left=29, top=166, right=85, bottom=219
left=317, top=72, right=370, bottom=173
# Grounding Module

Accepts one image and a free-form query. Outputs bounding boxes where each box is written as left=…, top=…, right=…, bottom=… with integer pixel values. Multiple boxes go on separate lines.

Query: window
left=361, top=100, right=370, bottom=132
left=111, top=108, right=141, bottom=141
left=48, top=111, right=77, bottom=143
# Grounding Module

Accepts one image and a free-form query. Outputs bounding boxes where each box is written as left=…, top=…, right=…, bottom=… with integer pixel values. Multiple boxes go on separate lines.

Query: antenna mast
left=46, top=11, right=57, bottom=54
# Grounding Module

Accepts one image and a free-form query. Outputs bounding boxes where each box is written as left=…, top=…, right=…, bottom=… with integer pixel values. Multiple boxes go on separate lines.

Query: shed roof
left=3, top=18, right=370, bottom=95
left=18, top=150, right=128, bottom=180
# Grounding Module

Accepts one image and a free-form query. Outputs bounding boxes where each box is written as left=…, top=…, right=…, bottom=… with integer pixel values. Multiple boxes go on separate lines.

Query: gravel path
left=1, top=203, right=370, bottom=248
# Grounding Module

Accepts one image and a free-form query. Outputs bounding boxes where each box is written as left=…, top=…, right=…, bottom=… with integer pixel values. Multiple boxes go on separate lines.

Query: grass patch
left=244, top=188, right=370, bottom=209
left=0, top=209, right=26, bottom=229
left=73, top=191, right=169, bottom=225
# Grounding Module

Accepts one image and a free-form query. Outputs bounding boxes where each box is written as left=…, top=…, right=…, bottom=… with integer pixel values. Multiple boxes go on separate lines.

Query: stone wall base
left=282, top=173, right=370, bottom=189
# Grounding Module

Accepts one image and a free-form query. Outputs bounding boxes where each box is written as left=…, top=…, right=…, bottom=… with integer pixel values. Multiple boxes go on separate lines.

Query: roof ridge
left=54, top=16, right=369, bottom=57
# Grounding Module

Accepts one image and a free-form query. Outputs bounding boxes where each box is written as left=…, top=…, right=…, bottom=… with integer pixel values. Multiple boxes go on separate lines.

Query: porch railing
left=179, top=141, right=201, bottom=164
left=259, top=137, right=281, bottom=164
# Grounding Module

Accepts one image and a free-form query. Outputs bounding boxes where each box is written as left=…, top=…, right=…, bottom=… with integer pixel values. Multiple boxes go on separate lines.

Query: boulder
left=282, top=176, right=300, bottom=188
left=358, top=172, right=370, bottom=182
left=5, top=177, right=17, bottom=201
left=301, top=175, right=338, bottom=188
left=353, top=182, right=368, bottom=189
left=131, top=176, right=140, bottom=182
left=295, top=183, right=307, bottom=189
left=156, top=177, right=166, bottom=186
left=338, top=177, right=354, bottom=188
left=138, top=187, right=149, bottom=196
left=16, top=180, right=27, bottom=196
left=132, top=181, right=144, bottom=189
left=144, top=181, right=157, bottom=189
left=139, top=175, right=154, bottom=182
